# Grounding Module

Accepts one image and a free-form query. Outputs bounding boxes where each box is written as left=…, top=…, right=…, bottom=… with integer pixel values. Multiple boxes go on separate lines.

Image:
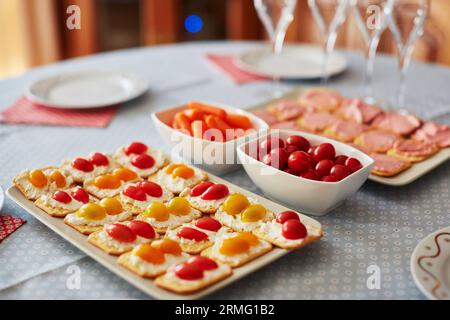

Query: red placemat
left=205, top=53, right=268, bottom=84
left=0, top=214, right=26, bottom=242
left=0, top=97, right=118, bottom=128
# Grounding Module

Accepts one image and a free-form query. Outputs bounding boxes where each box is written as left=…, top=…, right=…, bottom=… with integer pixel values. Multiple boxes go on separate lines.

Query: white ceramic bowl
left=237, top=130, right=375, bottom=216
left=152, top=101, right=269, bottom=175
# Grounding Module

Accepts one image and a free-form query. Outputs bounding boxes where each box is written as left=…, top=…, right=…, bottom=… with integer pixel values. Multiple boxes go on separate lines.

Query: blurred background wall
left=1, top=0, right=449, bottom=79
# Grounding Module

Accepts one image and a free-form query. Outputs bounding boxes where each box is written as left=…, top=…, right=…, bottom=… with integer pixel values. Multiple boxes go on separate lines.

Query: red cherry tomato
left=268, top=148, right=289, bottom=169
left=330, top=164, right=351, bottom=181
left=70, top=187, right=89, bottom=204
left=90, top=152, right=109, bottom=166
left=195, top=217, right=222, bottom=232
left=127, top=220, right=155, bottom=239
left=106, top=224, right=136, bottom=243
left=286, top=135, right=311, bottom=152
left=321, top=175, right=339, bottom=182
left=285, top=144, right=300, bottom=155
left=123, top=186, right=146, bottom=201
left=136, top=181, right=163, bottom=198
left=345, top=157, right=363, bottom=173
left=177, top=227, right=208, bottom=242
left=201, top=184, right=229, bottom=200
left=131, top=154, right=155, bottom=169
left=307, top=146, right=316, bottom=157
left=283, top=168, right=295, bottom=175
left=299, top=169, right=320, bottom=181
left=282, top=219, right=308, bottom=240
left=52, top=190, right=72, bottom=204
left=187, top=256, right=218, bottom=271
left=312, top=143, right=336, bottom=162
left=288, top=151, right=312, bottom=173
left=174, top=263, right=204, bottom=280
left=259, top=136, right=284, bottom=159
left=315, top=159, right=335, bottom=177
left=124, top=142, right=148, bottom=156
left=276, top=211, right=300, bottom=224
left=72, top=158, right=94, bottom=172
left=334, top=155, right=348, bottom=165
left=190, top=181, right=215, bottom=197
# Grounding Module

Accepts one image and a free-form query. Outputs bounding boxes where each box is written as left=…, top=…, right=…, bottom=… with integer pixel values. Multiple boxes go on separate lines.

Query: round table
left=1, top=42, right=449, bottom=300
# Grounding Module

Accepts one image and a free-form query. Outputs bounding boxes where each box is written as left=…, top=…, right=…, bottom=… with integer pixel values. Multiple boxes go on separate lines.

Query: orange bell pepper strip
left=188, top=101, right=227, bottom=119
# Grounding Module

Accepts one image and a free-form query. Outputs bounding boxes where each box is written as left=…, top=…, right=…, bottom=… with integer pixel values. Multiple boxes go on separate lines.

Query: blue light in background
left=184, top=15, right=203, bottom=33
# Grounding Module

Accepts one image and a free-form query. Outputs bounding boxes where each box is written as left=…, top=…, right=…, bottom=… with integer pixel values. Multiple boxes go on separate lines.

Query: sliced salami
left=372, top=112, right=421, bottom=136
left=268, top=100, right=304, bottom=121
left=411, top=122, right=450, bottom=148
left=252, top=110, right=279, bottom=125
left=392, top=139, right=439, bottom=158
left=298, top=112, right=339, bottom=132
left=337, top=99, right=383, bottom=124
left=298, top=88, right=343, bottom=112
left=355, top=130, right=401, bottom=153
left=370, top=153, right=411, bottom=177
left=325, top=120, right=367, bottom=142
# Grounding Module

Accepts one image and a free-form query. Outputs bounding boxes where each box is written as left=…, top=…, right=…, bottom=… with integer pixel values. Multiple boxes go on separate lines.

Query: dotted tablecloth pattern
left=0, top=42, right=449, bottom=300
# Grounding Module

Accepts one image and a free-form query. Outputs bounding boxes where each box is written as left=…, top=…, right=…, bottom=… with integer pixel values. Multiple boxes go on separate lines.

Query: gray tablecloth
left=0, top=41, right=449, bottom=300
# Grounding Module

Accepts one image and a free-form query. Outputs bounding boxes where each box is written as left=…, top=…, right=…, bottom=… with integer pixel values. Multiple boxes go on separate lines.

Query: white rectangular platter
left=6, top=172, right=322, bottom=300
left=248, top=88, right=450, bottom=186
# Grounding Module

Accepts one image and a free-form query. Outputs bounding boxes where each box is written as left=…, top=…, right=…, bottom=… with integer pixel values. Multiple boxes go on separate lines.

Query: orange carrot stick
left=174, top=112, right=192, bottom=135
left=188, top=101, right=227, bottom=119
left=226, top=114, right=253, bottom=130
left=183, top=109, right=204, bottom=121
left=191, top=120, right=205, bottom=139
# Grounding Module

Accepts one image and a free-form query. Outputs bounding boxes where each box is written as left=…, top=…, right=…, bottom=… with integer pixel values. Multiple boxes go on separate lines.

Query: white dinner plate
left=26, top=71, right=148, bottom=109
left=411, top=226, right=450, bottom=300
left=235, top=44, right=348, bottom=79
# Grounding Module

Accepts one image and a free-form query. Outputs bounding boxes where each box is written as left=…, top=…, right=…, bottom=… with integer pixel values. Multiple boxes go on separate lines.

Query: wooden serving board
left=247, top=87, right=450, bottom=186
left=6, top=171, right=322, bottom=300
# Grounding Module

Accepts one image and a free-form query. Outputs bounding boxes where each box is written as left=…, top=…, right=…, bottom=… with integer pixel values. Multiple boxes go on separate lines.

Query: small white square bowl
left=237, top=130, right=375, bottom=216
left=151, top=101, right=269, bottom=175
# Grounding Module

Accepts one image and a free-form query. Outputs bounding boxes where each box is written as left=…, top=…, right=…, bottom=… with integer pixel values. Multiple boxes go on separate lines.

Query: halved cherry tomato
left=70, top=187, right=89, bottom=204
left=187, top=256, right=218, bottom=271
left=132, top=244, right=165, bottom=264
left=99, top=197, right=123, bottom=215
left=113, top=168, right=138, bottom=182
left=174, top=263, right=204, bottom=280
left=286, top=135, right=310, bottom=152
left=72, top=158, right=94, bottom=172
left=177, top=227, right=208, bottom=242
left=50, top=171, right=66, bottom=188
left=90, top=152, right=109, bottom=166
left=194, top=217, right=222, bottom=232
left=151, top=238, right=182, bottom=255
left=28, top=170, right=48, bottom=188
left=312, top=143, right=336, bottom=162
left=123, top=186, right=146, bottom=201
left=282, top=219, right=307, bottom=240
left=288, top=151, right=312, bottom=173
left=345, top=157, right=363, bottom=173
left=131, top=154, right=155, bottom=169
left=201, top=184, right=229, bottom=200
left=136, top=181, right=163, bottom=198
left=334, top=155, right=348, bottom=165
left=172, top=166, right=194, bottom=179
left=315, top=159, right=334, bottom=177
left=128, top=220, right=155, bottom=239
left=52, top=190, right=71, bottom=204
left=276, top=211, right=300, bottom=224
left=190, top=181, right=215, bottom=197
left=106, top=224, right=136, bottom=243
left=330, top=164, right=350, bottom=181
left=219, top=237, right=250, bottom=256
left=124, top=142, right=148, bottom=156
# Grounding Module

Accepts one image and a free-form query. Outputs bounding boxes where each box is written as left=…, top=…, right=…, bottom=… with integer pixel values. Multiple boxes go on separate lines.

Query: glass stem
left=397, top=45, right=414, bottom=109
left=321, top=32, right=338, bottom=86
left=271, top=29, right=287, bottom=97
left=363, top=36, right=380, bottom=104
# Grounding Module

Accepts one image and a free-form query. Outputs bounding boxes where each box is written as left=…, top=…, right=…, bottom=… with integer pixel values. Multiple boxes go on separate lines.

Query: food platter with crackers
left=6, top=141, right=323, bottom=299
left=249, top=87, right=450, bottom=186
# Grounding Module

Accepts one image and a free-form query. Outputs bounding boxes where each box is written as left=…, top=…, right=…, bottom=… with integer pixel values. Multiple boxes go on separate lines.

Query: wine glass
left=387, top=0, right=429, bottom=109
left=308, top=0, right=350, bottom=85
left=254, top=0, right=298, bottom=97
left=351, top=0, right=393, bottom=104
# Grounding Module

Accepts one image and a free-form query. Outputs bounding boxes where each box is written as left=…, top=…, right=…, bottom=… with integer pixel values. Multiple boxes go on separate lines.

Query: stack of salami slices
left=254, top=88, right=450, bottom=177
